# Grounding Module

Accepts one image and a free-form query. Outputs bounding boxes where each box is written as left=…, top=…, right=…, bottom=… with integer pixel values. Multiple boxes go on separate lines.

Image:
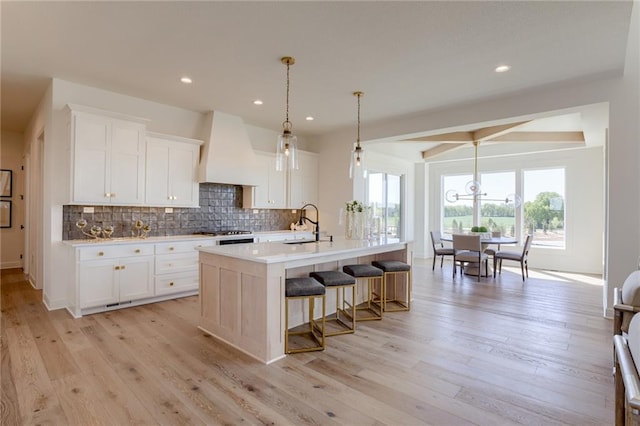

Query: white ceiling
left=1, top=1, right=633, bottom=154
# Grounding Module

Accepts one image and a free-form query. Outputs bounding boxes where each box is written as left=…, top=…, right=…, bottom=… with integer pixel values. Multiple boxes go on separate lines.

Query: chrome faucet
left=298, top=203, right=320, bottom=241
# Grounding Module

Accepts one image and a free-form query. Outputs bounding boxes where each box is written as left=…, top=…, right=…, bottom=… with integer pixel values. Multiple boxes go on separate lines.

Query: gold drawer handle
left=134, top=249, right=141, bottom=253
left=115, top=266, right=120, bottom=270
left=98, top=251, right=104, bottom=256
left=169, top=247, right=174, bottom=251
left=120, top=265, right=125, bottom=270
left=169, top=282, right=174, bottom=287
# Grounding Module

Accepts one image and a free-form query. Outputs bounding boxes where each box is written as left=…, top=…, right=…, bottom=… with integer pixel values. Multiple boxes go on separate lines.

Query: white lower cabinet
left=154, top=239, right=215, bottom=296
left=78, top=244, right=154, bottom=309
left=68, top=237, right=215, bottom=316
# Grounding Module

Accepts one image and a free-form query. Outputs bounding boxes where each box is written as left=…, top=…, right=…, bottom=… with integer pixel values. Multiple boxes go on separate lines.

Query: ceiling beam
left=488, top=131, right=585, bottom=143
left=472, top=121, right=529, bottom=141
left=405, top=131, right=474, bottom=143
left=421, top=143, right=465, bottom=160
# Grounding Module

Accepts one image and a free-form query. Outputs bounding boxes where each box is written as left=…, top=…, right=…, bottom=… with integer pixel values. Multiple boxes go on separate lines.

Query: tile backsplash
left=63, top=183, right=300, bottom=240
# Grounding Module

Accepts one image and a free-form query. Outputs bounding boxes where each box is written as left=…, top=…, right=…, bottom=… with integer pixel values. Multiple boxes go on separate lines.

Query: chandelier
left=445, top=141, right=521, bottom=207
left=276, top=56, right=299, bottom=171
left=349, top=91, right=367, bottom=179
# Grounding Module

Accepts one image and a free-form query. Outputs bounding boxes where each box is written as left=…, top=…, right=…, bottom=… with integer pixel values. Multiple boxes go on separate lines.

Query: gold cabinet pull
left=98, top=251, right=104, bottom=256
left=169, top=282, right=174, bottom=287
left=115, top=266, right=120, bottom=270
left=169, top=247, right=174, bottom=251
left=134, top=249, right=141, bottom=253
left=120, top=265, right=125, bottom=270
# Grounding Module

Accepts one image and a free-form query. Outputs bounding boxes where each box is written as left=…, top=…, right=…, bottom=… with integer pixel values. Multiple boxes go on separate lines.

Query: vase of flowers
left=344, top=200, right=368, bottom=239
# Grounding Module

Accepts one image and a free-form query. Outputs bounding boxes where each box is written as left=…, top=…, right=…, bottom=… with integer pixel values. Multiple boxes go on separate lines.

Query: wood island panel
left=198, top=238, right=411, bottom=364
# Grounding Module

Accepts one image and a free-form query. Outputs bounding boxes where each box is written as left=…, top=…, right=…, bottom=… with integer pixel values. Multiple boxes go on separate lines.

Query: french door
left=366, top=171, right=403, bottom=239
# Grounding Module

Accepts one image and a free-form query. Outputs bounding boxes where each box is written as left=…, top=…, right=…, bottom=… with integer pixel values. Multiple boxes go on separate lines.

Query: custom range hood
left=198, top=111, right=260, bottom=186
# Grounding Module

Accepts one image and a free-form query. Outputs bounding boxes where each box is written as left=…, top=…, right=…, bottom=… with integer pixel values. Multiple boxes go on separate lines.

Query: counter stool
left=372, top=260, right=411, bottom=312
left=310, top=271, right=356, bottom=336
left=285, top=277, right=326, bottom=354
left=342, top=264, right=384, bottom=320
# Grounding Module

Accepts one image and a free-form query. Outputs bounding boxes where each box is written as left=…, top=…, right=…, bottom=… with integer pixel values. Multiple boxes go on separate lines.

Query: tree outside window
left=523, top=168, right=565, bottom=248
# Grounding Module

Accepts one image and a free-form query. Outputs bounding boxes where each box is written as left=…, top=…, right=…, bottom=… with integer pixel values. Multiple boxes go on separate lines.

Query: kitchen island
left=197, top=237, right=412, bottom=364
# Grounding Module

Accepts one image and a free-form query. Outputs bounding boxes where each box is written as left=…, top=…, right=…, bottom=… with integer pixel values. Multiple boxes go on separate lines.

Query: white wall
left=0, top=131, right=25, bottom=269
left=428, top=146, right=604, bottom=274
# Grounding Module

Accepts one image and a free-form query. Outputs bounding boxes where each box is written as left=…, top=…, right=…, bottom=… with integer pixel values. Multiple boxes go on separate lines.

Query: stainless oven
left=194, top=230, right=255, bottom=245
left=217, top=236, right=255, bottom=245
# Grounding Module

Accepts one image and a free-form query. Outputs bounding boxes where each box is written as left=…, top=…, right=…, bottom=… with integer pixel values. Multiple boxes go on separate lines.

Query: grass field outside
left=443, top=215, right=565, bottom=247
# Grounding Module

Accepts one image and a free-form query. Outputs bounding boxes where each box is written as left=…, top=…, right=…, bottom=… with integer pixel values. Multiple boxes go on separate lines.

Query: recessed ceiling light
left=305, top=116, right=314, bottom=121
left=253, top=99, right=263, bottom=105
left=180, top=76, right=192, bottom=84
left=495, top=65, right=511, bottom=73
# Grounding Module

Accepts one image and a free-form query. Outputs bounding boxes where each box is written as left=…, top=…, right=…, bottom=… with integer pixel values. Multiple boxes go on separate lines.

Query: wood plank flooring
left=1, top=259, right=613, bottom=425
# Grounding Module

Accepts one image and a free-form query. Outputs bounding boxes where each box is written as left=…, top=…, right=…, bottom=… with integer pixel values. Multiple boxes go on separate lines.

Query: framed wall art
left=0, top=200, right=11, bottom=228
left=0, top=169, right=12, bottom=197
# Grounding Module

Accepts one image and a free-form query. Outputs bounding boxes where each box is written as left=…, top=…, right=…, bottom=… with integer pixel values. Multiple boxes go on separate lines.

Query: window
left=523, top=168, right=565, bottom=248
left=479, top=171, right=516, bottom=237
left=442, top=172, right=516, bottom=236
left=443, top=174, right=473, bottom=233
left=367, top=172, right=403, bottom=239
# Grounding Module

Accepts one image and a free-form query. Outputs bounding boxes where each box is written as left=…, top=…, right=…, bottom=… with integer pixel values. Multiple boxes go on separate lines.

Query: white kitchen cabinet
left=145, top=133, right=202, bottom=207
left=243, top=150, right=317, bottom=209
left=289, top=150, right=319, bottom=208
left=66, top=236, right=216, bottom=317
left=78, top=244, right=154, bottom=309
left=154, top=239, right=215, bottom=296
left=67, top=105, right=148, bottom=205
left=243, top=151, right=286, bottom=208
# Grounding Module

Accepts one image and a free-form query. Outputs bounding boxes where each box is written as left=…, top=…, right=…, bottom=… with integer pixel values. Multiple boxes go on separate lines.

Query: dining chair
left=430, top=230, right=454, bottom=270
left=493, top=234, right=533, bottom=281
left=483, top=231, right=503, bottom=257
left=452, top=234, right=488, bottom=281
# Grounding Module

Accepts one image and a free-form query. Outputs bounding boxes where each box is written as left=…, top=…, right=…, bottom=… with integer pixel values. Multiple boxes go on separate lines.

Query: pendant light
left=444, top=141, right=522, bottom=225
left=350, top=91, right=367, bottom=179
left=276, top=56, right=299, bottom=171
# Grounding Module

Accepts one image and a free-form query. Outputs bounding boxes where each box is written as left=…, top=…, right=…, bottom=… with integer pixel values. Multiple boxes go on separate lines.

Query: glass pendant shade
left=276, top=56, right=298, bottom=171
left=349, top=143, right=367, bottom=179
left=276, top=130, right=298, bottom=171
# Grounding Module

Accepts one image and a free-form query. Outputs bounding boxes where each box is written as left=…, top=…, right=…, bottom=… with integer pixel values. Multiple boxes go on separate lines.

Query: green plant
left=345, top=200, right=366, bottom=212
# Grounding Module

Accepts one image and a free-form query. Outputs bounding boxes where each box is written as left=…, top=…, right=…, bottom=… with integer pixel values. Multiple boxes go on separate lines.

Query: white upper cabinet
left=243, top=151, right=287, bottom=209
left=289, top=150, right=319, bottom=208
left=243, top=150, right=318, bottom=210
left=145, top=133, right=202, bottom=207
left=68, top=105, right=148, bottom=205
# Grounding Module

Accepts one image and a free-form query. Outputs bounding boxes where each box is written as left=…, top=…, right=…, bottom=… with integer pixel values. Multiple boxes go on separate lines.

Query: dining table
left=441, top=233, right=518, bottom=277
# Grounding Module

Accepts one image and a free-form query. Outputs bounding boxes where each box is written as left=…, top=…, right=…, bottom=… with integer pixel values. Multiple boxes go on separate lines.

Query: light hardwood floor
left=1, top=259, right=613, bottom=425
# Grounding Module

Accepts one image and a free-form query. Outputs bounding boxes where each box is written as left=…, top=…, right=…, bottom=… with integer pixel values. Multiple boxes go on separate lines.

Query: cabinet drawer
left=155, top=252, right=198, bottom=275
left=78, top=244, right=154, bottom=261
left=155, top=239, right=215, bottom=255
left=155, top=273, right=199, bottom=295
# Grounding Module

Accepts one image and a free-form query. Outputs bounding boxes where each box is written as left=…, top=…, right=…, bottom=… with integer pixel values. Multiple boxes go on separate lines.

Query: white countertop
left=62, top=230, right=311, bottom=247
left=197, top=237, right=407, bottom=264
left=62, top=234, right=218, bottom=247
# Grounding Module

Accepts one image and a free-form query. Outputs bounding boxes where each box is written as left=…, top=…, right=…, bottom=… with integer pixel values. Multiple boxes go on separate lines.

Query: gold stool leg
left=286, top=294, right=326, bottom=354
